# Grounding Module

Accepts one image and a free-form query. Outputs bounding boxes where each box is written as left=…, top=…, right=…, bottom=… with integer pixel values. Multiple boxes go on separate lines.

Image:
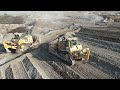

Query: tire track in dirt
left=15, top=61, right=30, bottom=79
left=77, top=27, right=120, bottom=79
left=69, top=62, right=112, bottom=79
left=22, top=56, right=42, bottom=79
left=27, top=53, right=62, bottom=79
left=5, top=65, right=14, bottom=79
left=89, top=52, right=120, bottom=79
left=78, top=28, right=120, bottom=43
left=78, top=34, right=120, bottom=53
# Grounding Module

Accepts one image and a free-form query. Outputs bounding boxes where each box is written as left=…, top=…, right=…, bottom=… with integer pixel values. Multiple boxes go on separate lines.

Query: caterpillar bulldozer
left=49, top=32, right=90, bottom=65
left=2, top=30, right=39, bottom=53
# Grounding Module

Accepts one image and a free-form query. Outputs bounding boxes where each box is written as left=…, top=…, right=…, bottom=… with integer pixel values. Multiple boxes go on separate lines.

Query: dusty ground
left=0, top=11, right=120, bottom=79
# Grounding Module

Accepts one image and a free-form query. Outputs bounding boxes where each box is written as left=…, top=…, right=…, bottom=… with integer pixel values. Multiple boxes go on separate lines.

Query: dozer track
left=49, top=43, right=75, bottom=65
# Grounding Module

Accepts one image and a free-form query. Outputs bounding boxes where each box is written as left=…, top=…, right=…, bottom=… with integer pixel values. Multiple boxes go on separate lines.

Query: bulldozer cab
left=58, top=36, right=66, bottom=51
left=67, top=39, right=78, bottom=47
left=65, top=32, right=78, bottom=47
left=58, top=33, right=78, bottom=52
left=10, top=33, right=20, bottom=44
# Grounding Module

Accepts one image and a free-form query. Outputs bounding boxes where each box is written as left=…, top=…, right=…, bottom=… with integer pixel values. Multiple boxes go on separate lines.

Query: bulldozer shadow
left=8, top=48, right=16, bottom=53
left=0, top=44, right=6, bottom=54
left=30, top=43, right=70, bottom=65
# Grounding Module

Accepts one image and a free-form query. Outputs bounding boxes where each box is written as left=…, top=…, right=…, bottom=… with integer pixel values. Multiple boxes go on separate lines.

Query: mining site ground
left=0, top=11, right=120, bottom=79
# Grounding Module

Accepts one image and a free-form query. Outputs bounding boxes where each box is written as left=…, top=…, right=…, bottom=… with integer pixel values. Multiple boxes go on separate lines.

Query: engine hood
left=70, top=45, right=82, bottom=52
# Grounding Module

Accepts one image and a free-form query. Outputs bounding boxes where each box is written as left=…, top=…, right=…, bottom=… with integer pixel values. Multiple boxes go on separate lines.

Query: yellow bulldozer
left=2, top=31, right=39, bottom=53
left=49, top=32, right=90, bottom=65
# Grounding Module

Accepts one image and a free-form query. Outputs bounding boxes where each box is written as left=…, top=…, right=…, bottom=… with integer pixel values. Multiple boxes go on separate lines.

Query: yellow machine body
left=2, top=33, right=34, bottom=53
left=57, top=32, right=90, bottom=62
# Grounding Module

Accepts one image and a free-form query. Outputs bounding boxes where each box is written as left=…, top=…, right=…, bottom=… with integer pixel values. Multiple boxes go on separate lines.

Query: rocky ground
left=0, top=11, right=120, bottom=79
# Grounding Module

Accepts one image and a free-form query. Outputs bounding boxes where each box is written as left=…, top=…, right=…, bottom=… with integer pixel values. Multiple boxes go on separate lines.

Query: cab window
left=70, top=40, right=77, bottom=46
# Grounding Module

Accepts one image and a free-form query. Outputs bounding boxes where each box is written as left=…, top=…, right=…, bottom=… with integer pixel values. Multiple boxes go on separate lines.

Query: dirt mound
left=0, top=14, right=24, bottom=24
left=8, top=27, right=28, bottom=33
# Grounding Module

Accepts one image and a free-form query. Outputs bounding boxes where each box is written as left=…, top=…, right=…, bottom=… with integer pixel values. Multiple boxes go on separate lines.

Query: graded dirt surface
left=0, top=11, right=120, bottom=79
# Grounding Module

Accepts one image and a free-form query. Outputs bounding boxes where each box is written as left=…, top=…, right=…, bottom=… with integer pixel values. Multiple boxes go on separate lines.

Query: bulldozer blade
left=82, top=48, right=90, bottom=62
